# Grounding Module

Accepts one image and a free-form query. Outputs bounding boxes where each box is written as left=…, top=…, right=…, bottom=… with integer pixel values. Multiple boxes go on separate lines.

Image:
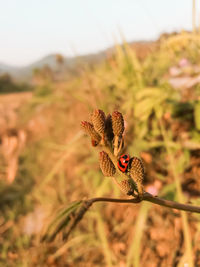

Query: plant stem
left=89, top=192, right=200, bottom=213
left=45, top=193, right=200, bottom=243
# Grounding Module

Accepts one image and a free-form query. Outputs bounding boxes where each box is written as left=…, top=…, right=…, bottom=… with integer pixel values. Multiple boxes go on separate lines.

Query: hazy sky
left=0, top=0, right=199, bottom=66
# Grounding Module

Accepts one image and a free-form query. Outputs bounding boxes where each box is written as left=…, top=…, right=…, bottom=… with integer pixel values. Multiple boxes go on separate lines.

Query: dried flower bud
left=129, top=157, right=145, bottom=184
left=120, top=180, right=134, bottom=195
left=99, top=151, right=116, bottom=177
left=81, top=121, right=101, bottom=145
left=105, top=114, right=114, bottom=142
left=112, top=111, right=124, bottom=137
left=91, top=109, right=106, bottom=136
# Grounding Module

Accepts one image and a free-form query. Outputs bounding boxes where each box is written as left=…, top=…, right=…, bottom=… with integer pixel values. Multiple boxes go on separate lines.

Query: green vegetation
left=0, top=73, right=32, bottom=94
left=1, top=31, right=200, bottom=266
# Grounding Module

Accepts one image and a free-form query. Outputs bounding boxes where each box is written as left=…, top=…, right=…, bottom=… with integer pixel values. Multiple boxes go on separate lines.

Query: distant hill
left=0, top=41, right=155, bottom=82
left=0, top=63, right=21, bottom=76
left=0, top=51, right=108, bottom=82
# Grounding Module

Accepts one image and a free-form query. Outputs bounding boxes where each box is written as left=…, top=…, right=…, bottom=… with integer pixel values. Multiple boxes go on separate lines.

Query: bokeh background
left=1, top=1, right=200, bottom=266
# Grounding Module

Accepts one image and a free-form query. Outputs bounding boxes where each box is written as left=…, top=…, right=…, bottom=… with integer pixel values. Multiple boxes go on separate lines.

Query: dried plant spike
left=105, top=114, right=114, bottom=142
left=112, top=111, right=124, bottom=137
left=129, top=157, right=145, bottom=196
left=99, top=151, right=116, bottom=177
left=91, top=109, right=106, bottom=136
left=129, top=157, right=145, bottom=183
left=81, top=121, right=101, bottom=145
left=120, top=180, right=134, bottom=195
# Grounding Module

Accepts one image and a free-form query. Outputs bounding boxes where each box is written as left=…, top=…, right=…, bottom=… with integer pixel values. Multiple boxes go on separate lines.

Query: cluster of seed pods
left=81, top=109, right=145, bottom=198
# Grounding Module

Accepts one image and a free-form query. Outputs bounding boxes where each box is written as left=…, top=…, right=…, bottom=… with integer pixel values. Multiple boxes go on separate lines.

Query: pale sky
left=0, top=0, right=199, bottom=67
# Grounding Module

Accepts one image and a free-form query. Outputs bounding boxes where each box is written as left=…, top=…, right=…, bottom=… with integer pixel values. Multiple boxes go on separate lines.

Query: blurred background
left=1, top=0, right=200, bottom=266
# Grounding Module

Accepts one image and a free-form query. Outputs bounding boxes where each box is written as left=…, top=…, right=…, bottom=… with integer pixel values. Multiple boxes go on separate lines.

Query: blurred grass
left=159, top=120, right=194, bottom=266
left=127, top=202, right=151, bottom=267
left=1, top=31, right=200, bottom=266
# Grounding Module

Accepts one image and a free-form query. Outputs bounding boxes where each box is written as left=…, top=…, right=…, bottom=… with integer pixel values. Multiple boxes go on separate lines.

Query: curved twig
left=43, top=192, right=200, bottom=242
left=67, top=193, right=200, bottom=241
left=90, top=192, right=200, bottom=213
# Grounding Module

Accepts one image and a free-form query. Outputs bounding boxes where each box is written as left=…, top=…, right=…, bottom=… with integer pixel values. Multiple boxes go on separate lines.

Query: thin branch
left=43, top=192, right=200, bottom=242
left=90, top=192, right=200, bottom=213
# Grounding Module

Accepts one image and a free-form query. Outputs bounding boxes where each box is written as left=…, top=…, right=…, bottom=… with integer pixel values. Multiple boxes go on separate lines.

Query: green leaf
left=42, top=201, right=82, bottom=242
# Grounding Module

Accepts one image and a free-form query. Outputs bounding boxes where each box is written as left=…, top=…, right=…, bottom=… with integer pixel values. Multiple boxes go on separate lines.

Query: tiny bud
left=91, top=109, right=106, bottom=136
left=81, top=121, right=101, bottom=145
left=112, top=111, right=124, bottom=137
left=99, top=151, right=116, bottom=177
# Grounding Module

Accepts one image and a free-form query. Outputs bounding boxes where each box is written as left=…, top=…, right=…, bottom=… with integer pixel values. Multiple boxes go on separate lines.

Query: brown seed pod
left=112, top=111, right=124, bottom=137
left=120, top=180, right=134, bottom=195
left=91, top=109, right=106, bottom=136
left=129, top=157, right=145, bottom=197
left=99, top=151, right=116, bottom=177
left=129, top=157, right=145, bottom=184
left=105, top=114, right=114, bottom=142
left=81, top=121, right=101, bottom=145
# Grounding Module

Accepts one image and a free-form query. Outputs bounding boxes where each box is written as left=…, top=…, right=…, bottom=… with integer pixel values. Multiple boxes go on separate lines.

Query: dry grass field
left=1, top=32, right=200, bottom=266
